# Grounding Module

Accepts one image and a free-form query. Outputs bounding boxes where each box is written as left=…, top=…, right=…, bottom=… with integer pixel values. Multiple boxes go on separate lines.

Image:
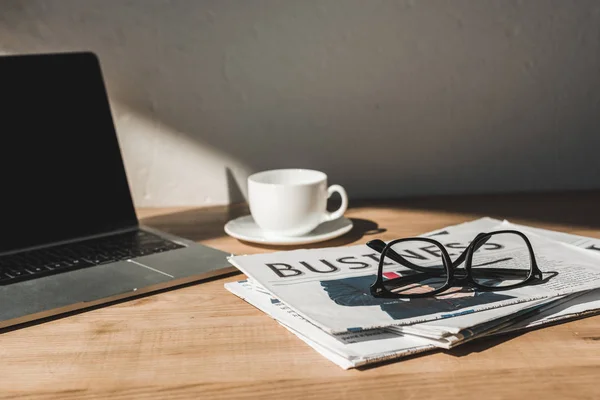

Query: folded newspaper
left=225, top=218, right=600, bottom=369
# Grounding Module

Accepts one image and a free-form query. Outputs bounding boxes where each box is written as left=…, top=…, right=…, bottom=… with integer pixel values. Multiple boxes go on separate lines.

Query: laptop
left=0, top=51, right=235, bottom=330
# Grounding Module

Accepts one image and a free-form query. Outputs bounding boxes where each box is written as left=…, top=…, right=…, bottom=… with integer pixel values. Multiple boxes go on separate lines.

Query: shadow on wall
left=226, top=168, right=245, bottom=205
left=1, top=0, right=600, bottom=206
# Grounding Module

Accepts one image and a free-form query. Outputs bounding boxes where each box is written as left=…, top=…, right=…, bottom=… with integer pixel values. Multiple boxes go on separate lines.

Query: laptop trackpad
left=0, top=260, right=174, bottom=323
left=80, top=260, right=174, bottom=303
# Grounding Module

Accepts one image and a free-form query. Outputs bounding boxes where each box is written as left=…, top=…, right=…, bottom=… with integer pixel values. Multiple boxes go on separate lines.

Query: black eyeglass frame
left=367, top=230, right=543, bottom=299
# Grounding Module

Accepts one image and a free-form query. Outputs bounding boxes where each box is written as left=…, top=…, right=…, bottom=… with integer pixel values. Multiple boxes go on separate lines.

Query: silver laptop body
left=0, top=51, right=234, bottom=330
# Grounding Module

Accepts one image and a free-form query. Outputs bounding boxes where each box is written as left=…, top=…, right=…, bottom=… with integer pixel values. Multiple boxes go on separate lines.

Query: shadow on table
left=140, top=202, right=250, bottom=243
left=446, top=331, right=526, bottom=357
left=141, top=205, right=384, bottom=248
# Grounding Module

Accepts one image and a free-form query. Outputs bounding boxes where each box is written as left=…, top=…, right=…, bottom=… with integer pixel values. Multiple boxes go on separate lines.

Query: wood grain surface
left=1, top=191, right=600, bottom=399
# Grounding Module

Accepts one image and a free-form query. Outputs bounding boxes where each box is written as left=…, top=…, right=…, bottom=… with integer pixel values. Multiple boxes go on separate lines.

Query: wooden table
left=2, top=191, right=600, bottom=399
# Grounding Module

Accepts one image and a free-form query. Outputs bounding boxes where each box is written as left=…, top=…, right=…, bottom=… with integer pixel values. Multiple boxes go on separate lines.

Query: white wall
left=1, top=0, right=599, bottom=207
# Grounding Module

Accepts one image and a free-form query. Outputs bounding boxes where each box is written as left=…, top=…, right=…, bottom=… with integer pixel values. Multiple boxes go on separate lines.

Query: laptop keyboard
left=0, top=230, right=185, bottom=285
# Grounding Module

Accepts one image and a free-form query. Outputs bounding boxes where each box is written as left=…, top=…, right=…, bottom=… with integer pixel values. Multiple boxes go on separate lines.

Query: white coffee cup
left=247, top=169, right=348, bottom=237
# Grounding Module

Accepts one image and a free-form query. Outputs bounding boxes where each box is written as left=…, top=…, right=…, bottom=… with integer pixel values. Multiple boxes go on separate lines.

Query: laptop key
left=51, top=261, right=72, bottom=269
left=25, top=265, right=48, bottom=274
left=6, top=268, right=24, bottom=277
left=0, top=273, right=13, bottom=282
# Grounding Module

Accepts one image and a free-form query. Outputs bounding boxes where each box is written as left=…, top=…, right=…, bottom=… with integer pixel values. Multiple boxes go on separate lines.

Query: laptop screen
left=0, top=52, right=138, bottom=253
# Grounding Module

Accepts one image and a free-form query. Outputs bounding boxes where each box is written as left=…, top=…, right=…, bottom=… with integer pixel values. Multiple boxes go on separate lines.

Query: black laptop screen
left=0, top=52, right=138, bottom=253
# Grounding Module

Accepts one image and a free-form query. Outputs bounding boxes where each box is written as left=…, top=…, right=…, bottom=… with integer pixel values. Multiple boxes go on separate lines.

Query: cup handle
left=322, top=184, right=348, bottom=222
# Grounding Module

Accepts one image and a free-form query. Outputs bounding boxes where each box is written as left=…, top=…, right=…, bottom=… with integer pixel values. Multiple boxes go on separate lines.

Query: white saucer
left=224, top=215, right=353, bottom=246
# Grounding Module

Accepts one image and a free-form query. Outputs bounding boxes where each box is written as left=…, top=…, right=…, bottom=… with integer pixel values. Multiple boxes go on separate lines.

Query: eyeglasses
left=367, top=230, right=543, bottom=298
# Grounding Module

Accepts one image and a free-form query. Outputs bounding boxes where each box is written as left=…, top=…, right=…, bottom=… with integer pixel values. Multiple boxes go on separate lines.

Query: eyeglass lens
left=381, top=240, right=448, bottom=295
left=471, top=232, right=532, bottom=288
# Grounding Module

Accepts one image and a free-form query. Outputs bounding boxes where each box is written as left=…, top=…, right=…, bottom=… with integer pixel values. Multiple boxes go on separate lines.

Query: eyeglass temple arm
left=366, top=239, right=437, bottom=273
left=368, top=233, right=492, bottom=272
left=450, top=233, right=491, bottom=269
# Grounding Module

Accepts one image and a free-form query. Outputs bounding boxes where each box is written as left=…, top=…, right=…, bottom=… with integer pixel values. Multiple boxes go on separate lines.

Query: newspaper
left=225, top=218, right=600, bottom=369
left=227, top=223, right=600, bottom=335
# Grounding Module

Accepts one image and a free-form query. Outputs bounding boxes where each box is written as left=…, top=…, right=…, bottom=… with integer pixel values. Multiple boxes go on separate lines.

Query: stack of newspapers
left=225, top=218, right=600, bottom=369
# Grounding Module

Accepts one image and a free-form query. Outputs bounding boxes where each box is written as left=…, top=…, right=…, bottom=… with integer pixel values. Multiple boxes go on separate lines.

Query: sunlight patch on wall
left=111, top=101, right=251, bottom=208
